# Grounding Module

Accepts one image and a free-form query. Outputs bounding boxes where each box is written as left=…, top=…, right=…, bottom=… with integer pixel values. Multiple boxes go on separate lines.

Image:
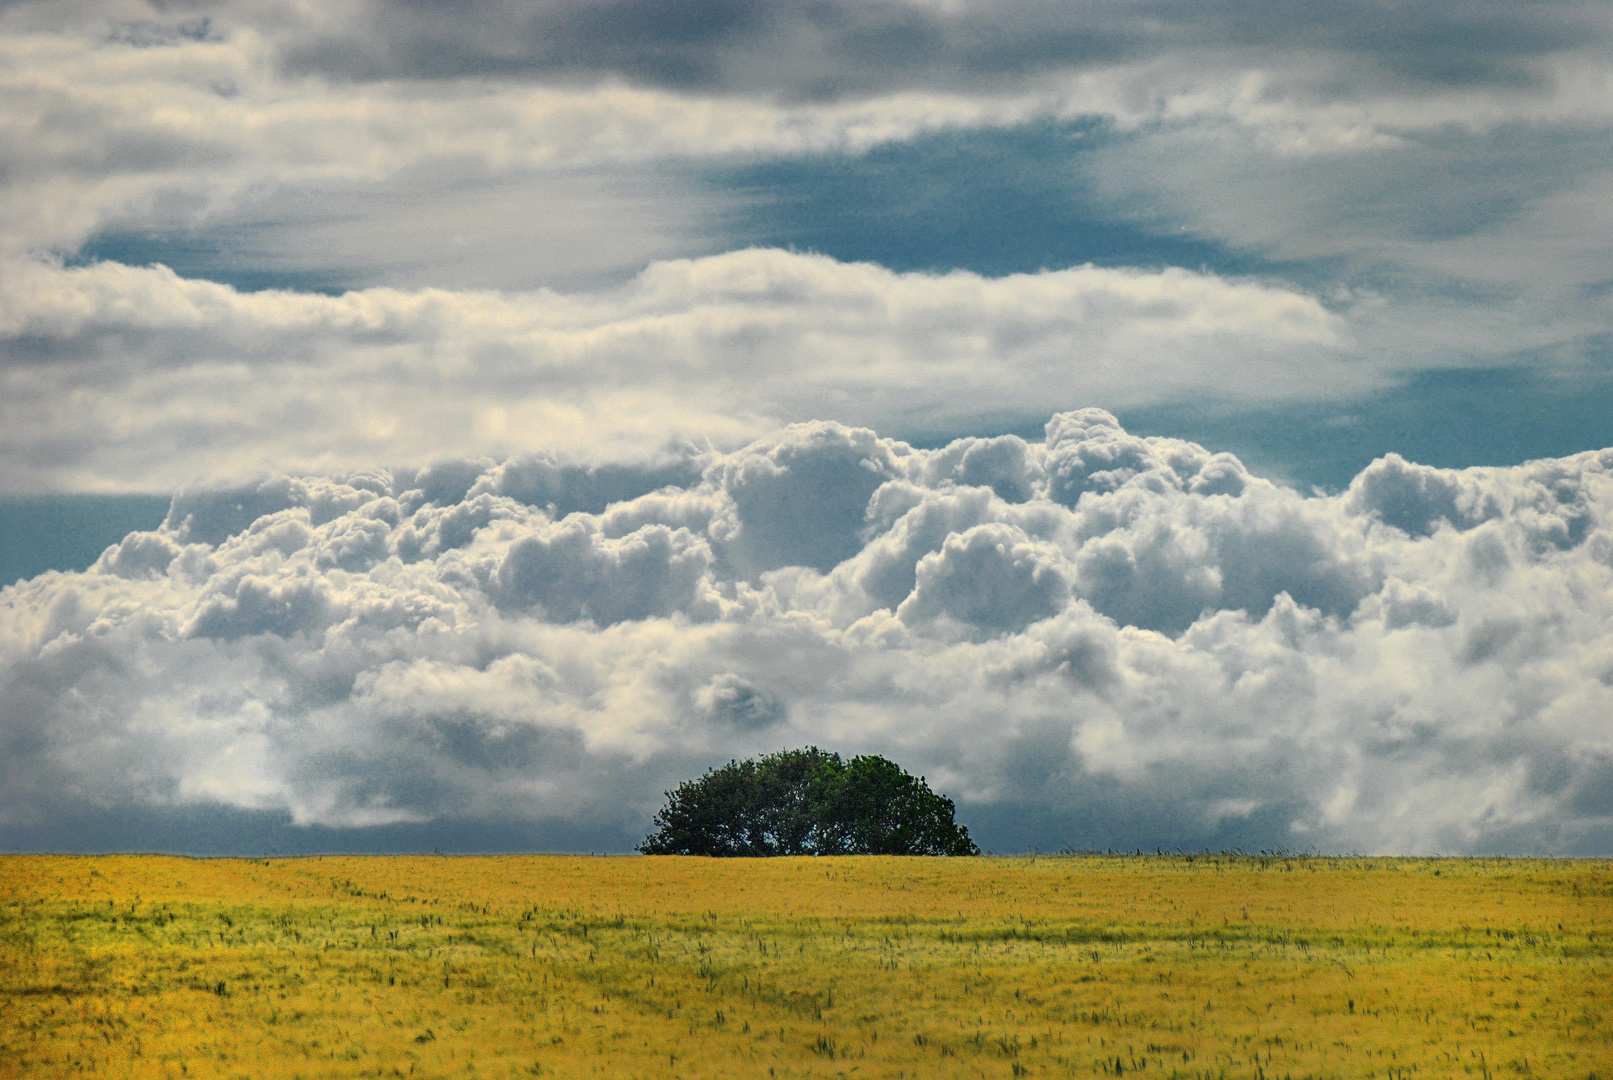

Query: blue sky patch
left=708, top=120, right=1255, bottom=279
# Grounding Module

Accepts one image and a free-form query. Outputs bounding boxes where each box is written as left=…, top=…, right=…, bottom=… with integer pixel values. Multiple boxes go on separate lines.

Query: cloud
left=694, top=673, right=787, bottom=731
left=0, top=7, right=1091, bottom=259
left=5, top=2, right=1608, bottom=261
left=2, top=411, right=1610, bottom=854
left=895, top=523, right=1072, bottom=634
left=3, top=0, right=1608, bottom=407
left=194, top=1, right=1613, bottom=101
left=493, top=519, right=716, bottom=625
left=3, top=3, right=1612, bottom=857
left=0, top=249, right=1349, bottom=492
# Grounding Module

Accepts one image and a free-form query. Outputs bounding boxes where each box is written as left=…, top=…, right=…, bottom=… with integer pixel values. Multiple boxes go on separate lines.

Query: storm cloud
left=3, top=413, right=1609, bottom=855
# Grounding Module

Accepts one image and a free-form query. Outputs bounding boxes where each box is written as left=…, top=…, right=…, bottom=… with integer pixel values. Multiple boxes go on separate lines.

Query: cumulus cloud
left=0, top=250, right=1350, bottom=492
left=4, top=2, right=1612, bottom=856
left=3, top=412, right=1609, bottom=854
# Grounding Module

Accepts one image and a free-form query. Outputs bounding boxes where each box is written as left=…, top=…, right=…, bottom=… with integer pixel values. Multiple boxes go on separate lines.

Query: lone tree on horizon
left=638, top=748, right=979, bottom=856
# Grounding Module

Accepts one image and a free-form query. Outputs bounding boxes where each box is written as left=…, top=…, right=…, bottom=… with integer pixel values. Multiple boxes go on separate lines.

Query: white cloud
left=1080, top=102, right=1613, bottom=360
left=2, top=411, right=1610, bottom=853
left=0, top=250, right=1350, bottom=492
left=2, top=0, right=1607, bottom=412
left=4, top=2, right=1612, bottom=855
left=0, top=13, right=1087, bottom=258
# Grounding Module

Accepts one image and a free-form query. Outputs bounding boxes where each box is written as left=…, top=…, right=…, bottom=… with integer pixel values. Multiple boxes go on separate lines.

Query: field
left=0, top=854, right=1607, bottom=1079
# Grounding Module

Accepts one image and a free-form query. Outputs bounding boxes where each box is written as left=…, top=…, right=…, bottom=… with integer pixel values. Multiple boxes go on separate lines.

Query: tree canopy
left=638, top=748, right=978, bottom=856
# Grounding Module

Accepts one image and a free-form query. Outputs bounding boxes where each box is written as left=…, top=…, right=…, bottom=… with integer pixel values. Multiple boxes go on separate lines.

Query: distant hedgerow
left=638, top=748, right=979, bottom=856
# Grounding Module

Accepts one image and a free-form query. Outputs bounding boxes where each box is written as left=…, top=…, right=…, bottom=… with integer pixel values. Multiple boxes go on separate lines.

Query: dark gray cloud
left=268, top=0, right=1603, bottom=100
left=1195, top=0, right=1592, bottom=88
left=896, top=523, right=1071, bottom=634
left=494, top=519, right=714, bottom=624
left=276, top=0, right=1141, bottom=95
left=713, top=424, right=902, bottom=577
left=3, top=411, right=1610, bottom=854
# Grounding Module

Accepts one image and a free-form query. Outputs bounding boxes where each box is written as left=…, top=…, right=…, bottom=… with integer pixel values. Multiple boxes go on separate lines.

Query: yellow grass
left=0, top=853, right=1607, bottom=1079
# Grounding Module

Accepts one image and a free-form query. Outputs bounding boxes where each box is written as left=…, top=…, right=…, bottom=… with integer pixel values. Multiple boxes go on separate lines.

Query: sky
left=2, top=0, right=1612, bottom=856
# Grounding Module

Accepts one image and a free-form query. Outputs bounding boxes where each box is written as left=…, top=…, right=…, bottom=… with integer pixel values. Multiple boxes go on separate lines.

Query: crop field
left=0, top=854, right=1607, bottom=1080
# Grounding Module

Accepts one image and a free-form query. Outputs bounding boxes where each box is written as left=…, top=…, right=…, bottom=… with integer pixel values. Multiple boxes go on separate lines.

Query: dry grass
left=0, top=853, right=1607, bottom=1079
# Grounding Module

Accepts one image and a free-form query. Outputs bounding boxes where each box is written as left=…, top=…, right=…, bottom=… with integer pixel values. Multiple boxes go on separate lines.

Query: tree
left=638, top=748, right=978, bottom=856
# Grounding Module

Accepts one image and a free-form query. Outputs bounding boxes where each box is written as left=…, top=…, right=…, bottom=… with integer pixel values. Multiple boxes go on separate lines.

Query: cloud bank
left=4, top=412, right=1609, bottom=854
left=0, top=249, right=1347, bottom=492
left=4, top=0, right=1611, bottom=501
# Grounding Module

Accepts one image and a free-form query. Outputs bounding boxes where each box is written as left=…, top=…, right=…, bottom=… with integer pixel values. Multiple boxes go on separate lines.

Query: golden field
left=0, top=853, right=1607, bottom=1079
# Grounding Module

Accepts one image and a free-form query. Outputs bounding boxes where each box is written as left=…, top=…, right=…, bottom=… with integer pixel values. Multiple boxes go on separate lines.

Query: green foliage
left=638, top=748, right=978, bottom=856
